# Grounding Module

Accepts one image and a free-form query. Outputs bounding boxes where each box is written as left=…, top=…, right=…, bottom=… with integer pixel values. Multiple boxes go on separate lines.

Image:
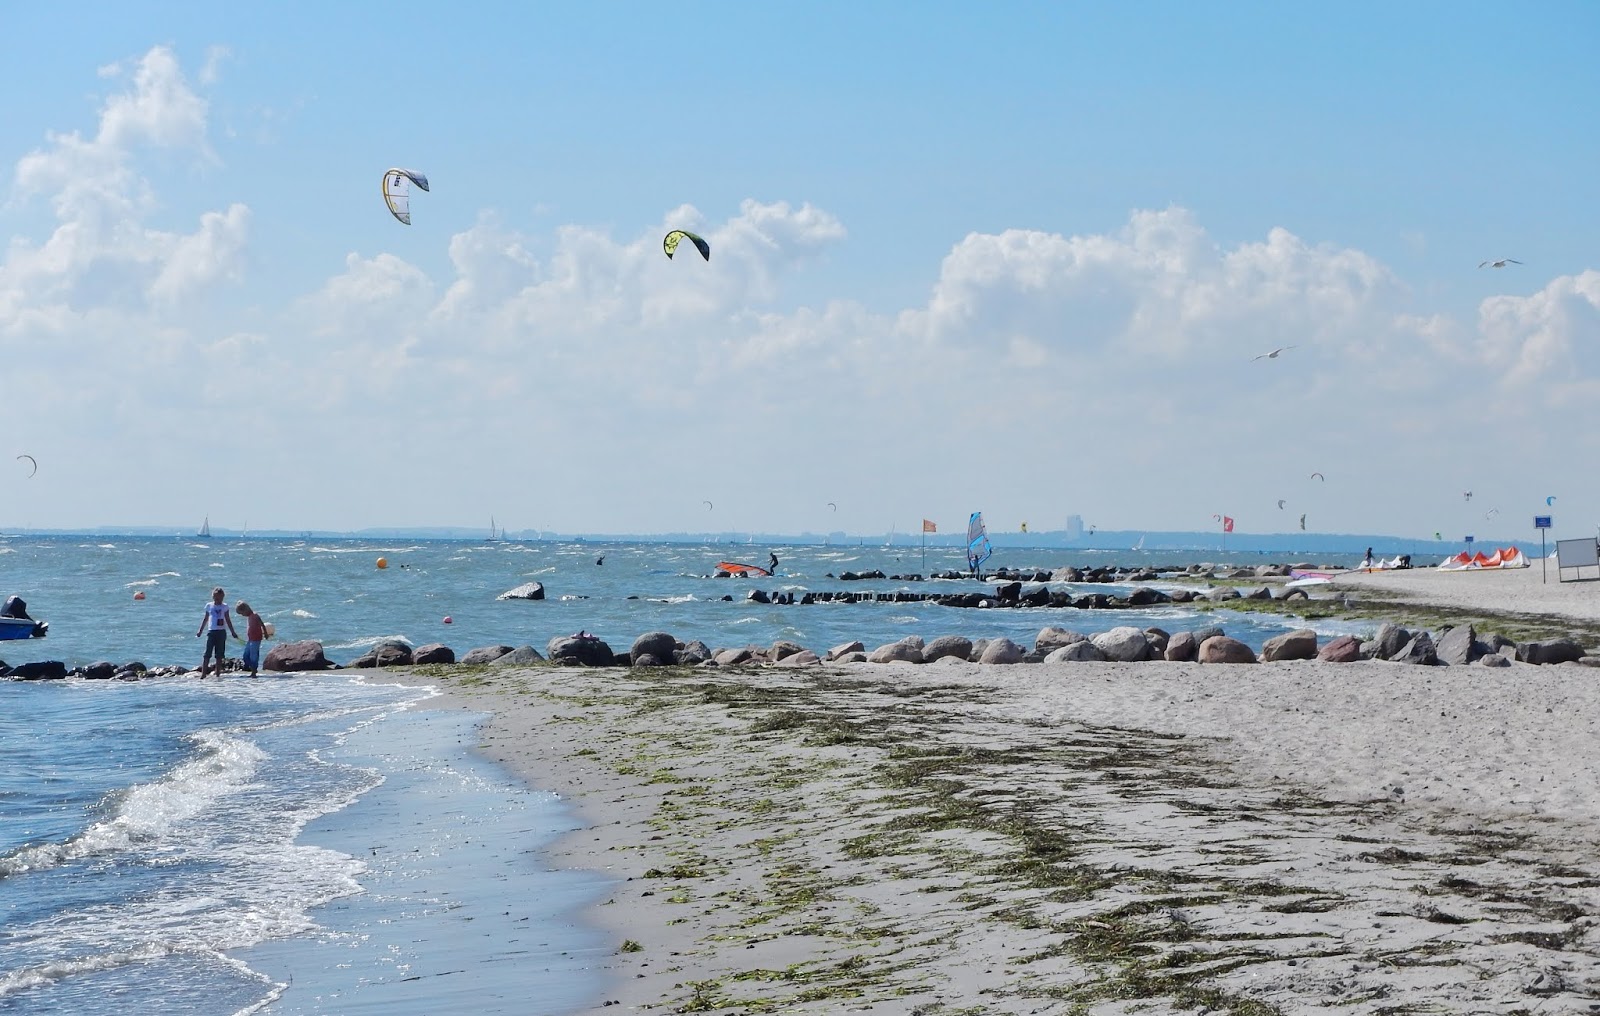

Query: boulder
left=1198, top=636, right=1256, bottom=664
left=746, top=589, right=771, bottom=604
left=833, top=652, right=868, bottom=664
left=1126, top=587, right=1170, bottom=606
left=978, top=637, right=1025, bottom=665
left=825, top=640, right=865, bottom=662
left=1034, top=627, right=1087, bottom=653
left=1516, top=638, right=1586, bottom=666
left=769, top=640, right=807, bottom=662
left=1091, top=626, right=1151, bottom=662
left=1392, top=633, right=1438, bottom=666
left=1245, top=586, right=1274, bottom=601
left=994, top=581, right=1023, bottom=603
left=546, top=635, right=614, bottom=667
left=631, top=631, right=679, bottom=665
left=1208, top=587, right=1242, bottom=602
left=1045, top=641, right=1107, bottom=663
left=1317, top=635, right=1362, bottom=663
left=868, top=637, right=924, bottom=664
left=84, top=661, right=117, bottom=680
left=775, top=650, right=821, bottom=668
left=264, top=641, right=332, bottom=673
left=1435, top=625, right=1478, bottom=666
left=1164, top=631, right=1199, bottom=662
left=922, top=635, right=974, bottom=663
left=968, top=638, right=990, bottom=662
left=675, top=641, right=712, bottom=665
left=1368, top=623, right=1410, bottom=661
left=1143, top=628, right=1170, bottom=656
left=348, top=640, right=413, bottom=668
left=714, top=647, right=755, bottom=666
left=9, top=660, right=67, bottom=680
left=412, top=643, right=455, bottom=665
left=1192, top=625, right=1226, bottom=644
left=1261, top=629, right=1318, bottom=662
left=461, top=644, right=516, bottom=666
left=491, top=645, right=546, bottom=666
left=1477, top=652, right=1513, bottom=668
left=496, top=582, right=546, bottom=601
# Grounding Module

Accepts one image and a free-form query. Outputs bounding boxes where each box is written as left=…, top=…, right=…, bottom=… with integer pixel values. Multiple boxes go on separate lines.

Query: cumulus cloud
left=1477, top=269, right=1600, bottom=388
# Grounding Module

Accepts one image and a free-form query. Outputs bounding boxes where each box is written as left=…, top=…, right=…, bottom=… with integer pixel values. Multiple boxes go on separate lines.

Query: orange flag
left=922, top=519, right=937, bottom=533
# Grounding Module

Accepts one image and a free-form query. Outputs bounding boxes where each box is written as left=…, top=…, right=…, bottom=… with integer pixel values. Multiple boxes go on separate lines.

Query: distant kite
left=1310, top=472, right=1324, bottom=482
left=1277, top=499, right=1286, bottom=510
left=1463, top=490, right=1473, bottom=501
left=1485, top=508, right=1499, bottom=519
left=1478, top=259, right=1522, bottom=269
left=1252, top=346, right=1297, bottom=361
left=1434, top=531, right=1442, bottom=541
left=827, top=502, right=837, bottom=512
left=1299, top=514, right=1307, bottom=531
left=663, top=229, right=711, bottom=261
left=1546, top=496, right=1557, bottom=506
left=381, top=169, right=429, bottom=225
left=703, top=500, right=714, bottom=511
left=16, top=454, right=36, bottom=478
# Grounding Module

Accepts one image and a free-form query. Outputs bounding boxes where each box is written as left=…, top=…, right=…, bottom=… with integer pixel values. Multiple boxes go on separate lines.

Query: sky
left=2, top=2, right=1597, bottom=540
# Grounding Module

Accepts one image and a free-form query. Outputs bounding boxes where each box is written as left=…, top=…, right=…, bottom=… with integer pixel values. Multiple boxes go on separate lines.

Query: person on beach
left=235, top=601, right=267, bottom=678
left=195, top=587, right=238, bottom=678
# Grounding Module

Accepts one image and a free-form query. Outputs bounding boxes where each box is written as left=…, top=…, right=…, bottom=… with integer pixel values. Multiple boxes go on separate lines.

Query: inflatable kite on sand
left=1438, top=547, right=1529, bottom=571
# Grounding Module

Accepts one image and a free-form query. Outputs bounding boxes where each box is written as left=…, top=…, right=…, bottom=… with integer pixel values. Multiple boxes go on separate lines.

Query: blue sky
left=2, top=3, right=1597, bottom=540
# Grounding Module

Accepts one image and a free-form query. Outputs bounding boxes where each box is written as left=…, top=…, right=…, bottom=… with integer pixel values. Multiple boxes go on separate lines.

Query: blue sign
left=1534, top=515, right=1553, bottom=529
left=1465, top=535, right=1475, bottom=544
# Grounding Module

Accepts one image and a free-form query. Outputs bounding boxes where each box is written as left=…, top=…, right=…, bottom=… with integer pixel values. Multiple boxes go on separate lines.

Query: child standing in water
left=196, top=587, right=238, bottom=678
left=235, top=601, right=267, bottom=678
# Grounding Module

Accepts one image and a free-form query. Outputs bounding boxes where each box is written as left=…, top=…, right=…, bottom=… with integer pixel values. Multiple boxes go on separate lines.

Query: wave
left=324, top=634, right=414, bottom=652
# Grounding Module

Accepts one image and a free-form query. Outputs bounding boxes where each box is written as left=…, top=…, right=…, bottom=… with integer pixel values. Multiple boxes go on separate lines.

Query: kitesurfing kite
left=1546, top=496, right=1557, bottom=506
left=966, top=512, right=993, bottom=577
left=1277, top=499, right=1286, bottom=510
left=1485, top=508, right=1499, bottom=519
left=1299, top=514, right=1307, bottom=531
left=1252, top=345, right=1296, bottom=361
left=16, top=454, right=36, bottom=478
left=1310, top=472, right=1324, bottom=482
left=827, top=502, right=837, bottom=512
left=1435, top=531, right=1442, bottom=541
left=663, top=230, right=711, bottom=261
left=381, top=169, right=429, bottom=225
left=1478, top=259, right=1522, bottom=269
left=703, top=500, right=714, bottom=511
left=1463, top=490, right=1473, bottom=501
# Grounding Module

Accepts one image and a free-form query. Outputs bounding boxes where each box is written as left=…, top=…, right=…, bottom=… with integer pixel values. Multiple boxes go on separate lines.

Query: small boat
left=485, top=516, right=502, bottom=543
left=715, top=561, right=772, bottom=577
left=197, top=516, right=212, bottom=539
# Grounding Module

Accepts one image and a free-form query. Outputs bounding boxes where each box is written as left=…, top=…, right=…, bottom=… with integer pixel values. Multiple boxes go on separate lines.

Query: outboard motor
left=2, top=595, right=30, bottom=620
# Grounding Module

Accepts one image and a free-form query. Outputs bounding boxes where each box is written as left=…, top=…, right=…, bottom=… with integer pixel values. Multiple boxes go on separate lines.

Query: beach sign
left=1534, top=516, right=1553, bottom=583
left=1534, top=515, right=1552, bottom=529
left=1464, top=535, right=1474, bottom=544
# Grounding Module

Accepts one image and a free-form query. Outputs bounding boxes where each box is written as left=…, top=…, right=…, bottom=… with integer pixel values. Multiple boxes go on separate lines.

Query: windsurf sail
left=966, top=512, right=993, bottom=574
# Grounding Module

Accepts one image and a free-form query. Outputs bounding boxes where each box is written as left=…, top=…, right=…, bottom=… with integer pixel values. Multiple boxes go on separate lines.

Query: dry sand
left=1331, top=561, right=1600, bottom=627
left=377, top=629, right=1600, bottom=1014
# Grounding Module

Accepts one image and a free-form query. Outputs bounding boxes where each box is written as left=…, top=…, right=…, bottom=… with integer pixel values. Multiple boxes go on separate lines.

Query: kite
left=16, top=454, right=36, bottom=478
left=1546, top=496, right=1557, bottom=506
left=381, top=169, right=430, bottom=225
left=1299, top=514, right=1307, bottom=531
left=1277, top=499, right=1286, bottom=510
left=1485, top=508, right=1499, bottom=519
left=1434, top=532, right=1442, bottom=541
left=1463, top=490, right=1473, bottom=501
left=703, top=500, right=714, bottom=511
left=1310, top=472, right=1325, bottom=481
left=663, top=229, right=711, bottom=261
left=827, top=502, right=837, bottom=512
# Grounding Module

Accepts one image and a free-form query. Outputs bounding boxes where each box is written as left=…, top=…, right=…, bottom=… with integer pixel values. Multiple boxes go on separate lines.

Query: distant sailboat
left=486, top=517, right=502, bottom=543
left=197, top=516, right=211, bottom=539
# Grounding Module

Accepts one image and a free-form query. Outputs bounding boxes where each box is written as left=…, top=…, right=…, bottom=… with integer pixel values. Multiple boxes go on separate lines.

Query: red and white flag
left=922, top=519, right=937, bottom=533
left=1222, top=516, right=1235, bottom=533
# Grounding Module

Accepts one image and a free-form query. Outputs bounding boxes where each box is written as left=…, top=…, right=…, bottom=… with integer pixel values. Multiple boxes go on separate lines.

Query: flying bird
left=1252, top=346, right=1296, bottom=361
left=1478, top=259, right=1522, bottom=269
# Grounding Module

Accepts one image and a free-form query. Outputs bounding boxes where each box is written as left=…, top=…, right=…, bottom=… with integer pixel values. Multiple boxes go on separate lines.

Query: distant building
left=1066, top=515, right=1083, bottom=541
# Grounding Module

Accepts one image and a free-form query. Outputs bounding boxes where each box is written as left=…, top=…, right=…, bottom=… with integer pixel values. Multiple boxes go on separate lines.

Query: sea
left=0, top=534, right=1372, bottom=1014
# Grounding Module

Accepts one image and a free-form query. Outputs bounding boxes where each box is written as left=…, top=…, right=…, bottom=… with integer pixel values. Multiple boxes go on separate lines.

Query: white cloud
left=1476, top=269, right=1600, bottom=388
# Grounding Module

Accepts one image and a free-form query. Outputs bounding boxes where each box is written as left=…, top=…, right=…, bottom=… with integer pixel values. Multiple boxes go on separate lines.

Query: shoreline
left=379, top=648, right=1600, bottom=1013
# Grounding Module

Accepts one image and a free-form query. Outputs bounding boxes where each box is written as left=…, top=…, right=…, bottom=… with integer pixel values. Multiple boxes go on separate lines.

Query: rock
left=1045, top=641, right=1107, bottom=663
left=1434, top=625, right=1478, bottom=666
left=1516, top=638, right=1585, bottom=666
left=978, top=637, right=1025, bottom=665
left=746, top=589, right=770, bottom=604
left=1126, top=587, right=1170, bottom=606
left=1192, top=625, right=1226, bottom=644
left=461, top=645, right=516, bottom=666
left=1392, top=632, right=1438, bottom=666
left=1476, top=652, right=1512, bottom=668
left=1261, top=629, right=1318, bottom=662
left=84, top=661, right=117, bottom=680
left=775, top=650, right=820, bottom=668
left=1208, top=587, right=1242, bottom=602
left=413, top=643, right=455, bottom=665
left=825, top=640, right=865, bottom=662
left=1198, top=636, right=1256, bottom=664
left=633, top=653, right=664, bottom=667
left=1143, top=628, right=1170, bottom=656
left=1034, top=627, right=1087, bottom=653
left=868, top=637, right=924, bottom=664
left=1369, top=623, right=1410, bottom=661
left=769, top=640, right=806, bottom=662
left=1317, top=635, right=1362, bottom=663
left=491, top=645, right=546, bottom=666
left=922, top=635, right=974, bottom=663
left=9, top=660, right=67, bottom=680
left=1245, top=586, right=1274, bottom=601
left=546, top=635, right=614, bottom=667
left=994, top=581, right=1022, bottom=603
left=1092, top=626, right=1151, bottom=662
left=348, top=640, right=413, bottom=668
left=1164, top=631, right=1199, bottom=662
left=264, top=640, right=332, bottom=672
left=833, top=652, right=868, bottom=664
left=631, top=632, right=679, bottom=666
left=714, top=647, right=755, bottom=665
left=496, top=581, right=545, bottom=601
left=675, top=641, right=712, bottom=665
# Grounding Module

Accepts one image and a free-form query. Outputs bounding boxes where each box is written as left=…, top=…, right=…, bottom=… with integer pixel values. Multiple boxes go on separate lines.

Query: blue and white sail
left=966, top=511, right=993, bottom=574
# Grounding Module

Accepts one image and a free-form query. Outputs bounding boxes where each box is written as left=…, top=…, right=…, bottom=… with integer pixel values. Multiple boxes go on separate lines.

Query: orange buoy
left=375, top=557, right=388, bottom=570
left=133, top=590, right=146, bottom=600
left=442, top=615, right=453, bottom=624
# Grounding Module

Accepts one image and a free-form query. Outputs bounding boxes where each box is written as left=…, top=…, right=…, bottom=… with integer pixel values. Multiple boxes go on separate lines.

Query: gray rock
left=1476, top=652, right=1512, bottom=668
left=868, top=637, right=924, bottom=664
left=1034, top=627, right=1087, bottom=653
left=675, top=641, right=712, bottom=665
left=1126, top=587, right=1170, bottom=606
left=1143, top=628, right=1170, bottom=656
left=833, top=652, right=868, bottom=664
left=775, top=650, right=820, bottom=668
left=1045, top=641, right=1107, bottom=663
left=825, top=640, right=865, bottom=662
left=1092, top=626, right=1151, bottom=662
left=978, top=637, right=1025, bottom=665
left=714, top=647, right=755, bottom=665
left=413, top=643, right=456, bottom=665
left=9, top=660, right=68, bottom=680
left=1198, top=636, right=1256, bottom=664
left=264, top=640, right=332, bottom=672
left=496, top=581, right=545, bottom=601
left=1369, top=623, right=1411, bottom=661
left=84, top=661, right=117, bottom=680
left=769, top=640, right=806, bottom=662
left=922, top=635, right=974, bottom=663
left=1192, top=625, right=1226, bottom=644
left=1261, top=629, right=1318, bottom=662
left=631, top=631, right=678, bottom=665
left=1516, top=638, right=1586, bottom=666
left=1208, top=587, right=1242, bottom=601
left=1245, top=586, right=1274, bottom=601
left=490, top=645, right=546, bottom=666
left=546, top=635, right=614, bottom=667
left=1392, top=632, right=1438, bottom=666
left=461, top=644, right=515, bottom=666
left=968, top=638, right=990, bottom=662
left=1435, top=625, right=1478, bottom=666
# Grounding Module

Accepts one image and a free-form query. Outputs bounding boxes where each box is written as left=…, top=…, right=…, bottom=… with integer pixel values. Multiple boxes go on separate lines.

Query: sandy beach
left=1331, top=562, right=1600, bottom=627
left=377, top=582, right=1600, bottom=1016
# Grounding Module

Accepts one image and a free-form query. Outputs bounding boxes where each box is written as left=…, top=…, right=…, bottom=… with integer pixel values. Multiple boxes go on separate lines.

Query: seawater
left=0, top=536, right=1368, bottom=1012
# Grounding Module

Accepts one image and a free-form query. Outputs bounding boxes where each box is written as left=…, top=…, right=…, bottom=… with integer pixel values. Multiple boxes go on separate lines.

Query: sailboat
left=197, top=516, right=212, bottom=539
left=485, top=517, right=502, bottom=543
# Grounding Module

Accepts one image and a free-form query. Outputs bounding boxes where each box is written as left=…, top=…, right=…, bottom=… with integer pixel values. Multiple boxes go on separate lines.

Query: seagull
left=1252, top=345, right=1296, bottom=361
left=1478, top=259, right=1522, bottom=269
